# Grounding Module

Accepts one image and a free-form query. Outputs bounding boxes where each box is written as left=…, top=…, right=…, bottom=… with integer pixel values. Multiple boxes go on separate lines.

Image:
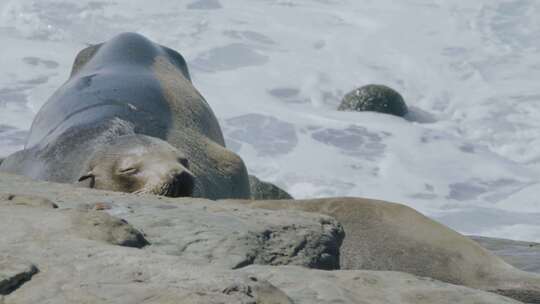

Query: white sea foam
left=1, top=0, right=539, bottom=241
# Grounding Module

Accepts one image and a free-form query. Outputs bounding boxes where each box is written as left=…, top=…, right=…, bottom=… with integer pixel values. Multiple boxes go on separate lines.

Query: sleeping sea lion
left=0, top=32, right=250, bottom=199
left=235, top=197, right=540, bottom=303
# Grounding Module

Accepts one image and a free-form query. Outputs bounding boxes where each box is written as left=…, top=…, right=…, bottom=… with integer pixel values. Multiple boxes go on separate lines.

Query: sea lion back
left=26, top=32, right=224, bottom=149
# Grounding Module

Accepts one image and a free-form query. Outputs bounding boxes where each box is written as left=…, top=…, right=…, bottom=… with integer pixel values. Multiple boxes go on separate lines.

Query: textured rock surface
left=3, top=257, right=521, bottom=304
left=245, top=266, right=520, bottom=304
left=0, top=193, right=57, bottom=209
left=249, top=175, right=293, bottom=200
left=70, top=210, right=149, bottom=248
left=0, top=173, right=342, bottom=270
left=239, top=197, right=540, bottom=303
left=471, top=236, right=540, bottom=274
left=338, top=84, right=408, bottom=116
left=0, top=173, right=527, bottom=303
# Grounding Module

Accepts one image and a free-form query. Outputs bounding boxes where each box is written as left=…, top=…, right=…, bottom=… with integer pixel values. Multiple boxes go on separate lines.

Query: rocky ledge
left=0, top=173, right=535, bottom=303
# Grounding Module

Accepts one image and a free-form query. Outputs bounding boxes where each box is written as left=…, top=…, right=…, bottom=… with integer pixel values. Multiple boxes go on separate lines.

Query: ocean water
left=1, top=0, right=540, bottom=241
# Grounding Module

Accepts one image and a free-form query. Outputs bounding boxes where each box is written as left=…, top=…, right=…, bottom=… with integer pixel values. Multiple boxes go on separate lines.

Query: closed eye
left=118, top=167, right=138, bottom=175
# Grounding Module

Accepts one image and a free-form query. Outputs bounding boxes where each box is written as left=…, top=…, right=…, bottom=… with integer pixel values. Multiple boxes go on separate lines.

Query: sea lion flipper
left=162, top=45, right=191, bottom=81
left=70, top=43, right=103, bottom=77
left=76, top=172, right=95, bottom=189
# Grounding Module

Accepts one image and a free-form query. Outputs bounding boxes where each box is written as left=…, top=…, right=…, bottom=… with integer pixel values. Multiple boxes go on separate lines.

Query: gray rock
left=0, top=257, right=38, bottom=295
left=0, top=173, right=527, bottom=303
left=121, top=198, right=342, bottom=270
left=249, top=175, right=293, bottom=200
left=0, top=193, right=57, bottom=209
left=338, top=84, right=408, bottom=117
left=471, top=236, right=540, bottom=273
left=244, top=266, right=520, bottom=304
left=4, top=254, right=519, bottom=304
left=70, top=210, right=149, bottom=248
left=0, top=199, right=518, bottom=302
left=0, top=173, right=342, bottom=270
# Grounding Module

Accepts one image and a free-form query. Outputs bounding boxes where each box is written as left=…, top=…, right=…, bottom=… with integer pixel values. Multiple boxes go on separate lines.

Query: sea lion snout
left=162, top=170, right=195, bottom=197
left=80, top=134, right=198, bottom=198
left=123, top=160, right=195, bottom=198
left=144, top=154, right=195, bottom=198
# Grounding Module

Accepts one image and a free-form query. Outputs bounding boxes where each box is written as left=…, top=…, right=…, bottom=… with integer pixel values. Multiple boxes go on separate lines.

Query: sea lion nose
left=169, top=170, right=194, bottom=197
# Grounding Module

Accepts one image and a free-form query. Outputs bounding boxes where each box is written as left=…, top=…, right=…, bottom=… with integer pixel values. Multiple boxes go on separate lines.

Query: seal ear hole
left=77, top=173, right=96, bottom=188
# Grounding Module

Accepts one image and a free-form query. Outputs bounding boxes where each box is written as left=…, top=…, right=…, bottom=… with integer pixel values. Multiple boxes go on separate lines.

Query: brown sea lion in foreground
left=233, top=197, right=540, bottom=303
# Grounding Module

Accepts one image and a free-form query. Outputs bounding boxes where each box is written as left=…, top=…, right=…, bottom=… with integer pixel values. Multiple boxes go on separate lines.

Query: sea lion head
left=78, top=135, right=194, bottom=197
